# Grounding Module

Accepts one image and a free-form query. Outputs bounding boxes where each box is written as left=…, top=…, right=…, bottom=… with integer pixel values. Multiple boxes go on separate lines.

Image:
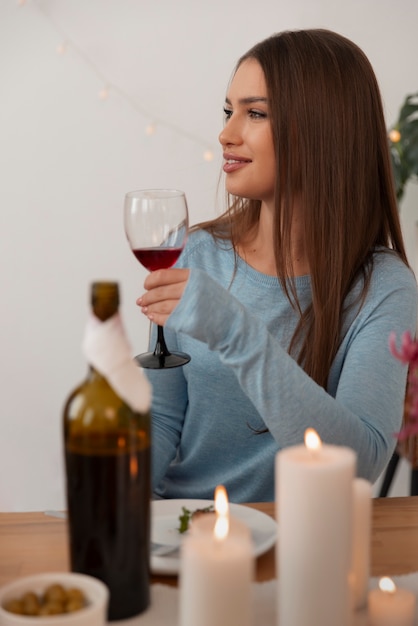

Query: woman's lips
left=222, top=154, right=251, bottom=173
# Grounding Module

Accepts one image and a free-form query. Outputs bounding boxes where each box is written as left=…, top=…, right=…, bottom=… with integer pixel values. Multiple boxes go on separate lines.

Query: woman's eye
left=248, top=109, right=267, bottom=119
left=223, top=107, right=233, bottom=121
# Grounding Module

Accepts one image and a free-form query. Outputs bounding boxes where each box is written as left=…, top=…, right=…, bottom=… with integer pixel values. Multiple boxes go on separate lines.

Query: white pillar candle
left=179, top=487, right=254, bottom=626
left=368, top=577, right=416, bottom=626
left=350, top=477, right=372, bottom=610
left=276, top=429, right=356, bottom=626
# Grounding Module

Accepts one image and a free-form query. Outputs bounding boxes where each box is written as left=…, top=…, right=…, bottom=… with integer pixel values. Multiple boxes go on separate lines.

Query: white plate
left=151, top=498, right=277, bottom=575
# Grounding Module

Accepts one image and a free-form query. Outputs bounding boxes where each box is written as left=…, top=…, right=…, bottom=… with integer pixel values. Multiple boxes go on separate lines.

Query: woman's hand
left=137, top=268, right=190, bottom=326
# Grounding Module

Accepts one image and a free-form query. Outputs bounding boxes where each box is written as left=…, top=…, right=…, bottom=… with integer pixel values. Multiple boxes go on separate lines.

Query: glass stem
left=153, top=325, right=172, bottom=357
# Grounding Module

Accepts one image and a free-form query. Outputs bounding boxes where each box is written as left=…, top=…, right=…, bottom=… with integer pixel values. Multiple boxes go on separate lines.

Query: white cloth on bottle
left=82, top=313, right=151, bottom=413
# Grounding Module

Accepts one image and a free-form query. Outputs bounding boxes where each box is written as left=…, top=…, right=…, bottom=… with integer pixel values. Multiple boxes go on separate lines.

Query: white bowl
left=0, top=572, right=108, bottom=626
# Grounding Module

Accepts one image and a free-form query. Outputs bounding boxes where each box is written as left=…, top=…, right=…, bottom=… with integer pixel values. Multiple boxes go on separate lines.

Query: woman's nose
left=218, top=117, right=243, bottom=147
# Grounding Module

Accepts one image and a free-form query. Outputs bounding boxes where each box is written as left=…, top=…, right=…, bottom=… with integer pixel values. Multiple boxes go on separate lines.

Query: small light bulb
left=145, top=124, right=156, bottom=136
left=389, top=129, right=401, bottom=143
left=203, top=150, right=214, bottom=162
left=56, top=42, right=68, bottom=55
left=98, top=86, right=109, bottom=100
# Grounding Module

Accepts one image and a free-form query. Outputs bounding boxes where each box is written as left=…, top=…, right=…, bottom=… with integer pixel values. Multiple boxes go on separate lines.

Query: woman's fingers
left=143, top=268, right=189, bottom=290
left=137, top=268, right=190, bottom=325
left=140, top=300, right=181, bottom=326
left=139, top=283, right=185, bottom=307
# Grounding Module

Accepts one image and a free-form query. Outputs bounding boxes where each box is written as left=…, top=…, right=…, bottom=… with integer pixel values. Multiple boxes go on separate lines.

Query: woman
left=138, top=29, right=417, bottom=502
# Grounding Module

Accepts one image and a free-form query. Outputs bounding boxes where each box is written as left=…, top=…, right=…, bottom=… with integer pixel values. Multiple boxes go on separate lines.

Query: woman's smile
left=222, top=152, right=252, bottom=173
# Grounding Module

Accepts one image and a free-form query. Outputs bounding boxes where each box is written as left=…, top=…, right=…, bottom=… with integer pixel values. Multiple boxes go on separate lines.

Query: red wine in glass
left=124, top=189, right=191, bottom=369
left=132, top=247, right=183, bottom=272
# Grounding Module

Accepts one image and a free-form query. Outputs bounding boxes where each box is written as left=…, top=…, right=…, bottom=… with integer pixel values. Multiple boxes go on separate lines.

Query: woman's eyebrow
left=225, top=96, right=268, bottom=105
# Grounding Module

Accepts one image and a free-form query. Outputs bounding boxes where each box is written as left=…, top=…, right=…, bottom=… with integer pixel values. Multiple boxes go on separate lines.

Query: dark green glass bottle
left=63, top=282, right=151, bottom=621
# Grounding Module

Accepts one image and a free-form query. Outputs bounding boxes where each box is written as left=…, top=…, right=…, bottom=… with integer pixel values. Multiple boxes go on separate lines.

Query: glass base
left=134, top=351, right=191, bottom=369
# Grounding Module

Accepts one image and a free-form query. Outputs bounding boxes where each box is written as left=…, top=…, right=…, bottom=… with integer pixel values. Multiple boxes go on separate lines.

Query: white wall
left=1, top=0, right=417, bottom=511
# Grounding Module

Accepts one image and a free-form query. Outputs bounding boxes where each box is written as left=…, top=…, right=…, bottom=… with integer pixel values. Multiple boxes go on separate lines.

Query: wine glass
left=124, top=189, right=191, bottom=369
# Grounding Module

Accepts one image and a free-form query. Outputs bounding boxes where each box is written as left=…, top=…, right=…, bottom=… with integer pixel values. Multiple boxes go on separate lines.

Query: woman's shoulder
left=372, top=249, right=417, bottom=288
left=346, top=249, right=416, bottom=316
left=185, top=227, right=215, bottom=250
left=364, top=249, right=418, bottom=318
left=177, top=228, right=233, bottom=268
left=342, top=250, right=417, bottom=339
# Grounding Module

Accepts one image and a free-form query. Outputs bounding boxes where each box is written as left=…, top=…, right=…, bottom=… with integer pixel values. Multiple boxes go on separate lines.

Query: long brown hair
left=195, top=29, right=409, bottom=388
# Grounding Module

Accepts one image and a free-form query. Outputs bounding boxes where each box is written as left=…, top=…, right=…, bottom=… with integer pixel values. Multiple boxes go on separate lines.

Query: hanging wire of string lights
left=17, top=0, right=216, bottom=162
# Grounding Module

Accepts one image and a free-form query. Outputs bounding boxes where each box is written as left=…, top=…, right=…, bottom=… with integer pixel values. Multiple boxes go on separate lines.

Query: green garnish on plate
left=177, top=505, right=215, bottom=533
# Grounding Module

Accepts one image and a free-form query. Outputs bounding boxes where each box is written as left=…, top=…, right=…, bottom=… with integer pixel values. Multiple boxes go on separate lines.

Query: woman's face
left=219, top=58, right=276, bottom=206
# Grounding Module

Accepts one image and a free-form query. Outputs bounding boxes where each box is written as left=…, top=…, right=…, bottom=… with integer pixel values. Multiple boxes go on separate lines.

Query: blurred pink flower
left=389, top=331, right=418, bottom=440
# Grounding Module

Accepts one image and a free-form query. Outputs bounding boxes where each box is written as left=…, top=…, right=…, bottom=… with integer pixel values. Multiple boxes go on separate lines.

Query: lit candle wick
left=304, top=428, right=322, bottom=454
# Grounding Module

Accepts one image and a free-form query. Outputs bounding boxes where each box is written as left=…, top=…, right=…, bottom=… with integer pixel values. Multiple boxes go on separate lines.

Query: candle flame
left=214, top=485, right=229, bottom=517
left=214, top=485, right=229, bottom=541
left=214, top=514, right=229, bottom=541
left=304, top=428, right=322, bottom=452
left=379, top=577, right=396, bottom=594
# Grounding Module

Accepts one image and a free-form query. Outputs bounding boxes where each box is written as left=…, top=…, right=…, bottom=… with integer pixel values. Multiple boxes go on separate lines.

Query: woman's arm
left=162, top=266, right=417, bottom=482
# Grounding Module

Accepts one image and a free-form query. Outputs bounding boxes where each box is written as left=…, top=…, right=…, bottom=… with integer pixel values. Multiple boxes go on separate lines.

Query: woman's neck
left=237, top=202, right=309, bottom=277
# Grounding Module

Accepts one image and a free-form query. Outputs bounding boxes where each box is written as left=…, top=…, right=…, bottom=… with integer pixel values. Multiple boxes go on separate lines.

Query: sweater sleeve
left=166, top=266, right=418, bottom=482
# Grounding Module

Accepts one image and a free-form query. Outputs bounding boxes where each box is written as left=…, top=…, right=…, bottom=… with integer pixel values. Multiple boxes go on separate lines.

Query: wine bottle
left=63, top=281, right=152, bottom=621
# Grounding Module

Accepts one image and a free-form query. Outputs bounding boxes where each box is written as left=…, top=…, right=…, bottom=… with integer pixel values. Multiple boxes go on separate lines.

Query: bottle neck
left=91, top=282, right=119, bottom=320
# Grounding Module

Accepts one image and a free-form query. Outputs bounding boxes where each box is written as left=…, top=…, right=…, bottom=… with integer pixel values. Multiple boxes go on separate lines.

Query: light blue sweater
left=145, top=230, right=417, bottom=502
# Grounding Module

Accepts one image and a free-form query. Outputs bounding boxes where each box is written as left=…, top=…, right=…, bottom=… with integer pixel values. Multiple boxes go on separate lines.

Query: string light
left=389, top=129, right=401, bottom=143
left=203, top=150, right=214, bottom=162
left=145, top=123, right=157, bottom=136
left=56, top=41, right=68, bottom=56
left=24, top=0, right=217, bottom=161
left=98, top=85, right=110, bottom=101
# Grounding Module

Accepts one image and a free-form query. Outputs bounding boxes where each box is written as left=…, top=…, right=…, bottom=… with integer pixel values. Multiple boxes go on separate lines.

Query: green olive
left=3, top=599, right=24, bottom=615
left=65, top=587, right=85, bottom=603
left=2, top=583, right=87, bottom=617
left=65, top=597, right=85, bottom=613
left=39, top=601, right=64, bottom=615
left=43, top=584, right=67, bottom=604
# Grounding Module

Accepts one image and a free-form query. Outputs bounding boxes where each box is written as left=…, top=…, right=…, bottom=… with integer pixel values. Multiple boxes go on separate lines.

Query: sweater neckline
left=224, top=245, right=311, bottom=289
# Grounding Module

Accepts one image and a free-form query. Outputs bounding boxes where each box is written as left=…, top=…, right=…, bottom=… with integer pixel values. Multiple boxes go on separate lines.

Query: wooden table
left=1, top=497, right=418, bottom=588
